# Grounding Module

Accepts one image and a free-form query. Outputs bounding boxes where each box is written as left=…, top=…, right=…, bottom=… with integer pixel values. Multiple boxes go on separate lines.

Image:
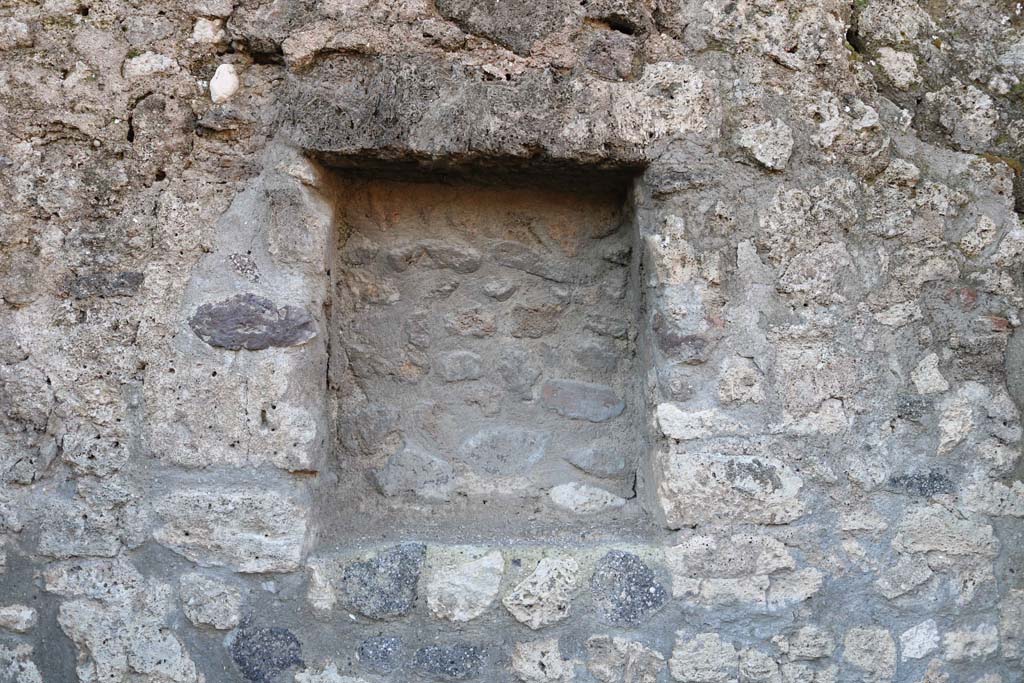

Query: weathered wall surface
left=1, top=0, right=1024, bottom=682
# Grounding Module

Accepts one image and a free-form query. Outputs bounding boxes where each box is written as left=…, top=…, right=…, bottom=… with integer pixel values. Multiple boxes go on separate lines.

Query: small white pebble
left=209, top=63, right=239, bottom=104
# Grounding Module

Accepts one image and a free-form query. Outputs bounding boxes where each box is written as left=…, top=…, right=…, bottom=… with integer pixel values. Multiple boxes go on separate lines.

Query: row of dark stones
left=229, top=545, right=668, bottom=682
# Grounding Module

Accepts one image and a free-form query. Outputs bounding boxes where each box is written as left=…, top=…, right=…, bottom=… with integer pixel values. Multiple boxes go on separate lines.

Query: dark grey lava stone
left=590, top=550, right=668, bottom=626
left=412, top=644, right=485, bottom=680
left=339, top=542, right=426, bottom=619
left=229, top=626, right=303, bottom=683
left=358, top=635, right=403, bottom=673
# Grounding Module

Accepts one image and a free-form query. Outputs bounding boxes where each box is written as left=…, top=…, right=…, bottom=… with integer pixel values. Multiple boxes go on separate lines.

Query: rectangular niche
left=323, top=166, right=650, bottom=541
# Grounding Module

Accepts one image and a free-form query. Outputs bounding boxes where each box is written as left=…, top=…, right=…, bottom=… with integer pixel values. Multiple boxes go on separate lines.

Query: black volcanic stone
left=888, top=470, right=956, bottom=497
left=62, top=270, right=144, bottom=299
left=358, top=636, right=402, bottom=673
left=229, top=626, right=303, bottom=683
left=412, top=644, right=485, bottom=680
left=340, top=543, right=426, bottom=619
left=590, top=550, right=668, bottom=626
left=188, top=293, right=316, bottom=351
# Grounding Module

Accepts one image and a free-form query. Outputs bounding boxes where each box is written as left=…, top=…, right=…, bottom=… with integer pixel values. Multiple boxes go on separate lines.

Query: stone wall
left=1, top=0, right=1023, bottom=682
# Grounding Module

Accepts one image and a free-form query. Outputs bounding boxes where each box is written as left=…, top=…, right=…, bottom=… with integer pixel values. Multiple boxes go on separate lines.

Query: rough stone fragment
left=783, top=626, right=835, bottom=661
left=718, top=357, right=765, bottom=404
left=511, top=303, right=565, bottom=338
left=438, top=351, right=483, bottom=382
left=738, top=649, right=779, bottom=683
left=178, top=572, right=243, bottom=629
left=876, top=48, right=920, bottom=90
left=999, top=589, right=1024, bottom=658
left=306, top=562, right=336, bottom=612
left=62, top=270, right=144, bottom=299
left=373, top=443, right=455, bottom=501
left=943, top=624, right=998, bottom=661
left=230, top=626, right=303, bottom=683
left=585, top=635, right=664, bottom=683
left=842, top=628, right=895, bottom=681
left=0, top=643, right=41, bottom=683
left=511, top=638, right=576, bottom=682
left=483, top=279, right=517, bottom=301
left=549, top=483, right=626, bottom=514
left=497, top=347, right=541, bottom=400
left=192, top=17, right=226, bottom=43
left=339, top=543, right=426, bottom=620
left=874, top=556, right=933, bottom=600
left=124, top=51, right=178, bottom=79
left=295, top=663, right=369, bottom=682
left=736, top=119, right=794, bottom=170
left=46, top=559, right=200, bottom=683
left=388, top=240, right=481, bottom=274
left=426, top=549, right=504, bottom=622
left=358, top=636, right=402, bottom=673
left=210, top=63, right=240, bottom=103
left=892, top=506, right=998, bottom=557
left=503, top=557, right=581, bottom=630
left=563, top=445, right=628, bottom=478
left=0, top=606, right=36, bottom=633
left=412, top=644, right=485, bottom=680
left=964, top=479, right=1024, bottom=516
left=654, top=444, right=804, bottom=527
left=766, top=568, right=824, bottom=609
left=445, top=307, right=496, bottom=337
left=541, top=380, right=624, bottom=423
left=493, top=241, right=601, bottom=283
left=585, top=315, right=630, bottom=339
left=0, top=18, right=32, bottom=50
left=669, top=632, right=738, bottom=683
left=911, top=353, right=949, bottom=394
left=458, top=426, right=547, bottom=475
left=656, top=404, right=743, bottom=441
left=590, top=551, right=668, bottom=627
left=666, top=534, right=798, bottom=607
left=188, top=293, right=317, bottom=351
left=900, top=620, right=939, bottom=660
left=153, top=488, right=309, bottom=573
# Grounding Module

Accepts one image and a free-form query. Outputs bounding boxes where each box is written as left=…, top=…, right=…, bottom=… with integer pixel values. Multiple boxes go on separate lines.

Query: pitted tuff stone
left=340, top=543, right=426, bottom=619
left=412, top=644, right=485, bottom=680
left=229, top=626, right=304, bottom=683
left=541, top=379, right=624, bottom=422
left=668, top=632, right=738, bottom=683
left=503, top=557, right=581, bottom=630
left=178, top=572, right=242, bottom=630
left=188, top=293, right=317, bottom=351
left=444, top=307, right=496, bottom=337
left=585, top=635, right=664, bottom=683
left=511, top=638, right=575, bottom=682
left=590, top=551, right=668, bottom=626
left=510, top=303, right=565, bottom=338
